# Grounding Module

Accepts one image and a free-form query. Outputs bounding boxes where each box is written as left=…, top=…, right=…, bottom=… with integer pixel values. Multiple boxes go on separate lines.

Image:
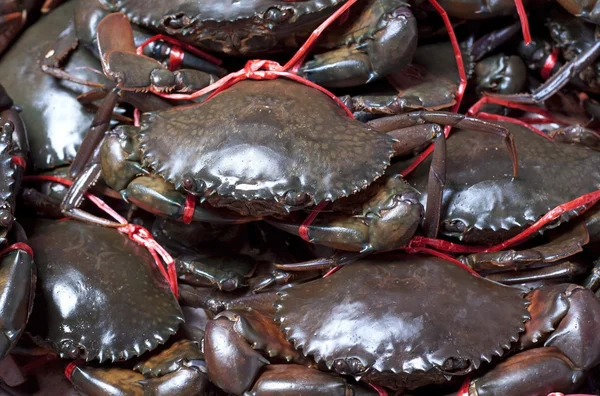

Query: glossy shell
left=274, top=254, right=530, bottom=390
left=139, top=79, right=394, bottom=213
left=103, top=0, right=345, bottom=55
left=405, top=123, right=600, bottom=244
left=27, top=220, right=183, bottom=362
left=0, top=1, right=107, bottom=171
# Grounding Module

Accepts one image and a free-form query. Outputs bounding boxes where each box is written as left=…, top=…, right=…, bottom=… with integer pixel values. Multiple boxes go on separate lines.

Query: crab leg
left=373, top=111, right=519, bottom=178
left=485, top=260, right=588, bottom=285
left=68, top=88, right=118, bottom=178
left=460, top=222, right=590, bottom=273
left=487, top=38, right=600, bottom=104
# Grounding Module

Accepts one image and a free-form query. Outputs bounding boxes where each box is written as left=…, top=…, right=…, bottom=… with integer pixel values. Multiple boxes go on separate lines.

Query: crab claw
left=270, top=174, right=423, bottom=252
left=97, top=13, right=216, bottom=92
left=0, top=247, right=35, bottom=359
left=470, top=284, right=600, bottom=395
left=298, top=0, right=418, bottom=87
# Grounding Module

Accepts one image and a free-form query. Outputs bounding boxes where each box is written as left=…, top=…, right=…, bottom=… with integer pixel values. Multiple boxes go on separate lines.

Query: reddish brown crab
left=48, top=13, right=518, bottom=261
left=204, top=254, right=600, bottom=395
left=73, top=0, right=419, bottom=88
left=26, top=220, right=183, bottom=362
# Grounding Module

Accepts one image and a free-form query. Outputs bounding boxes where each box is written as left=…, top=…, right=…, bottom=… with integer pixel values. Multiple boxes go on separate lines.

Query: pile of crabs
left=2, top=0, right=600, bottom=394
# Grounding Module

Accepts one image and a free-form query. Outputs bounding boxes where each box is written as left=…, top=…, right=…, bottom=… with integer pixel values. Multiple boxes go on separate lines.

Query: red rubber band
left=458, top=377, right=471, bottom=396
left=182, top=194, right=196, bottom=224
left=513, top=0, right=532, bottom=45
left=299, top=201, right=328, bottom=242
left=541, top=48, right=560, bottom=80
left=64, top=359, right=83, bottom=381
left=22, top=175, right=179, bottom=299
left=368, top=383, right=388, bottom=396
left=0, top=242, right=33, bottom=259
left=168, top=46, right=184, bottom=72
left=11, top=155, right=26, bottom=168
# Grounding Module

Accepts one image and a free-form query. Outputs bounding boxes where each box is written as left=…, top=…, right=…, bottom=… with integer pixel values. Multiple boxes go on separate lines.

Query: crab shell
left=139, top=79, right=394, bottom=217
left=405, top=123, right=600, bottom=244
left=102, top=0, right=347, bottom=55
left=274, top=254, right=530, bottom=390
left=27, top=220, right=184, bottom=362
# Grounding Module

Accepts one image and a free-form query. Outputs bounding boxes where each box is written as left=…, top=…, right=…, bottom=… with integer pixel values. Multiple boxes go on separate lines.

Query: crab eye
left=264, top=7, right=293, bottom=24
left=183, top=177, right=195, bottom=191
left=163, top=13, right=192, bottom=29
left=283, top=191, right=310, bottom=207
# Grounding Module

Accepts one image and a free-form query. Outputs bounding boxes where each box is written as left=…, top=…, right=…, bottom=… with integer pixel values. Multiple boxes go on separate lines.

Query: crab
left=73, top=0, right=419, bottom=88
left=405, top=121, right=600, bottom=245
left=0, top=0, right=130, bottom=217
left=25, top=219, right=183, bottom=362
left=53, top=12, right=518, bottom=261
left=203, top=254, right=600, bottom=394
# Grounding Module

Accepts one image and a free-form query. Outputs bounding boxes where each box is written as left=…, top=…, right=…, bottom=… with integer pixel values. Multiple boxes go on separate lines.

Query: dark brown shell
left=105, top=0, right=344, bottom=54
left=140, top=79, right=394, bottom=206
left=27, top=221, right=183, bottom=362
left=405, top=123, right=600, bottom=244
left=274, top=254, right=530, bottom=389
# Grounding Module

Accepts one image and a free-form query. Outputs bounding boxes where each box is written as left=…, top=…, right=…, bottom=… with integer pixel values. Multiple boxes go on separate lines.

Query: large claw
left=270, top=174, right=422, bottom=252
left=469, top=284, right=600, bottom=395
left=298, top=0, right=417, bottom=88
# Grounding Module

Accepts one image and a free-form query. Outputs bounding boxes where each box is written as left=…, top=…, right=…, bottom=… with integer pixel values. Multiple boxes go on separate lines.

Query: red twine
left=458, top=377, right=471, bottom=396
left=168, top=46, right=184, bottom=71
left=182, top=194, right=196, bottom=224
left=22, top=175, right=179, bottom=298
left=541, top=47, right=560, bottom=80
left=64, top=359, right=84, bottom=381
left=513, top=0, right=532, bottom=45
left=11, top=155, right=26, bottom=169
left=0, top=242, right=33, bottom=259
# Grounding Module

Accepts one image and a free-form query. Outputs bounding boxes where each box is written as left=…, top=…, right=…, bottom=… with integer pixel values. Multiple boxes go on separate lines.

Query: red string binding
left=22, top=175, right=179, bottom=298
left=458, top=377, right=471, bottom=396
left=11, top=155, right=26, bottom=169
left=0, top=242, right=33, bottom=259
left=182, top=194, right=196, bottom=224
left=168, top=46, right=184, bottom=72
left=513, top=0, right=532, bottom=45
left=368, top=383, right=388, bottom=396
left=299, top=201, right=328, bottom=242
left=64, top=359, right=84, bottom=382
left=541, top=47, right=560, bottom=80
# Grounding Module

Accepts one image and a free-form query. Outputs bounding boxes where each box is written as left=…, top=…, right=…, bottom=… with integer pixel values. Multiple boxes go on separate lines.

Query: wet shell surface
left=139, top=79, right=394, bottom=205
left=274, top=254, right=530, bottom=389
left=27, top=221, right=183, bottom=362
left=405, top=123, right=600, bottom=244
